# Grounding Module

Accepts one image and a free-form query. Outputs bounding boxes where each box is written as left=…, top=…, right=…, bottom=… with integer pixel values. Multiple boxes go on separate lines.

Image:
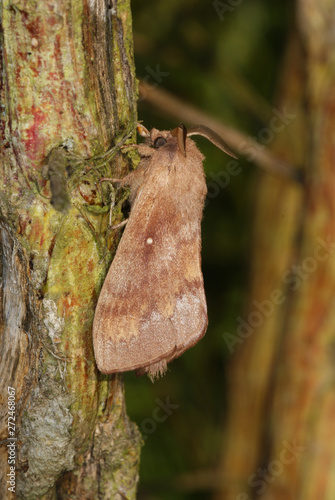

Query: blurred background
left=124, top=2, right=295, bottom=499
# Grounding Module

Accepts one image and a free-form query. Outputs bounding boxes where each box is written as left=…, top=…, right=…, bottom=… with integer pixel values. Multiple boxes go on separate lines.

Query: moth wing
left=93, top=165, right=208, bottom=375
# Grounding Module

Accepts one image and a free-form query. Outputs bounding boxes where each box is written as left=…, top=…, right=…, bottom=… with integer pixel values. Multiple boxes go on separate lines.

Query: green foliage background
left=124, top=1, right=292, bottom=498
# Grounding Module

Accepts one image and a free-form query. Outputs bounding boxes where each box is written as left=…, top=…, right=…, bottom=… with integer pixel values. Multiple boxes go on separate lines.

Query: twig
left=139, top=81, right=303, bottom=184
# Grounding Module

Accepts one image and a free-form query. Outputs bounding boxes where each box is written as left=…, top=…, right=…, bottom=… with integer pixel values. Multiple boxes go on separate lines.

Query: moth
left=93, top=124, right=236, bottom=378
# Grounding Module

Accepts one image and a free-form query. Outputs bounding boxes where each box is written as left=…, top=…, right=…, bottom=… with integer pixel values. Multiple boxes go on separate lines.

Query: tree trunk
left=215, top=1, right=335, bottom=499
left=0, top=0, right=141, bottom=498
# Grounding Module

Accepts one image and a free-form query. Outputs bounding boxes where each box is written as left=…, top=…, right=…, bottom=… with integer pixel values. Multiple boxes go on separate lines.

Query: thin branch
left=139, top=81, right=303, bottom=184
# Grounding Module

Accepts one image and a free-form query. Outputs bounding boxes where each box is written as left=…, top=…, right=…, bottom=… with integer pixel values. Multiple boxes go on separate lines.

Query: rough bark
left=215, top=2, right=335, bottom=499
left=0, top=0, right=141, bottom=498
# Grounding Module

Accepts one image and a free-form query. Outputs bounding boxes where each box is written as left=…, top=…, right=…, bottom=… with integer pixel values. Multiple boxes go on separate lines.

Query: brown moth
left=93, top=124, right=236, bottom=378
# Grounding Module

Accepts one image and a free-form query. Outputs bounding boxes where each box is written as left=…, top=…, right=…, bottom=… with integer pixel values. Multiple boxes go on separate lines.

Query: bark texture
left=0, top=0, right=141, bottom=498
left=215, top=2, right=335, bottom=499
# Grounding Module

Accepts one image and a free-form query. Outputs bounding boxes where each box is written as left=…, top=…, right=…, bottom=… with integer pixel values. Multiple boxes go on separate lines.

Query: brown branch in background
left=139, top=81, right=303, bottom=184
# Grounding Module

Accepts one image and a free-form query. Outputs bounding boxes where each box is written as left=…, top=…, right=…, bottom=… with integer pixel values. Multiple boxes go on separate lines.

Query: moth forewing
left=93, top=129, right=208, bottom=377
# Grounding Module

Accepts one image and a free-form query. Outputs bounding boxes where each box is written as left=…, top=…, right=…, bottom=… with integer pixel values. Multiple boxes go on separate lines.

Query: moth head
left=136, top=123, right=187, bottom=157
left=136, top=123, right=237, bottom=159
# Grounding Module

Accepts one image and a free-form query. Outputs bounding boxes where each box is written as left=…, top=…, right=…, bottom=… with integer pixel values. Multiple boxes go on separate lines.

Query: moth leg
left=121, top=143, right=154, bottom=158
left=100, top=177, right=122, bottom=183
left=108, top=187, right=116, bottom=226
left=100, top=177, right=129, bottom=229
left=100, top=174, right=136, bottom=192
left=110, top=219, right=128, bottom=230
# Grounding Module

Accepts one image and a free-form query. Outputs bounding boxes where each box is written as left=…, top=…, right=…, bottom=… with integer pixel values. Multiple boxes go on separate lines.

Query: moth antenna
left=136, top=123, right=150, bottom=138
left=171, top=124, right=187, bottom=157
left=187, top=125, right=237, bottom=159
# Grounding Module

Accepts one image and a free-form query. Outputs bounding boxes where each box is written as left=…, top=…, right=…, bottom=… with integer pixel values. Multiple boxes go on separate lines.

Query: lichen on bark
left=0, top=0, right=141, bottom=498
